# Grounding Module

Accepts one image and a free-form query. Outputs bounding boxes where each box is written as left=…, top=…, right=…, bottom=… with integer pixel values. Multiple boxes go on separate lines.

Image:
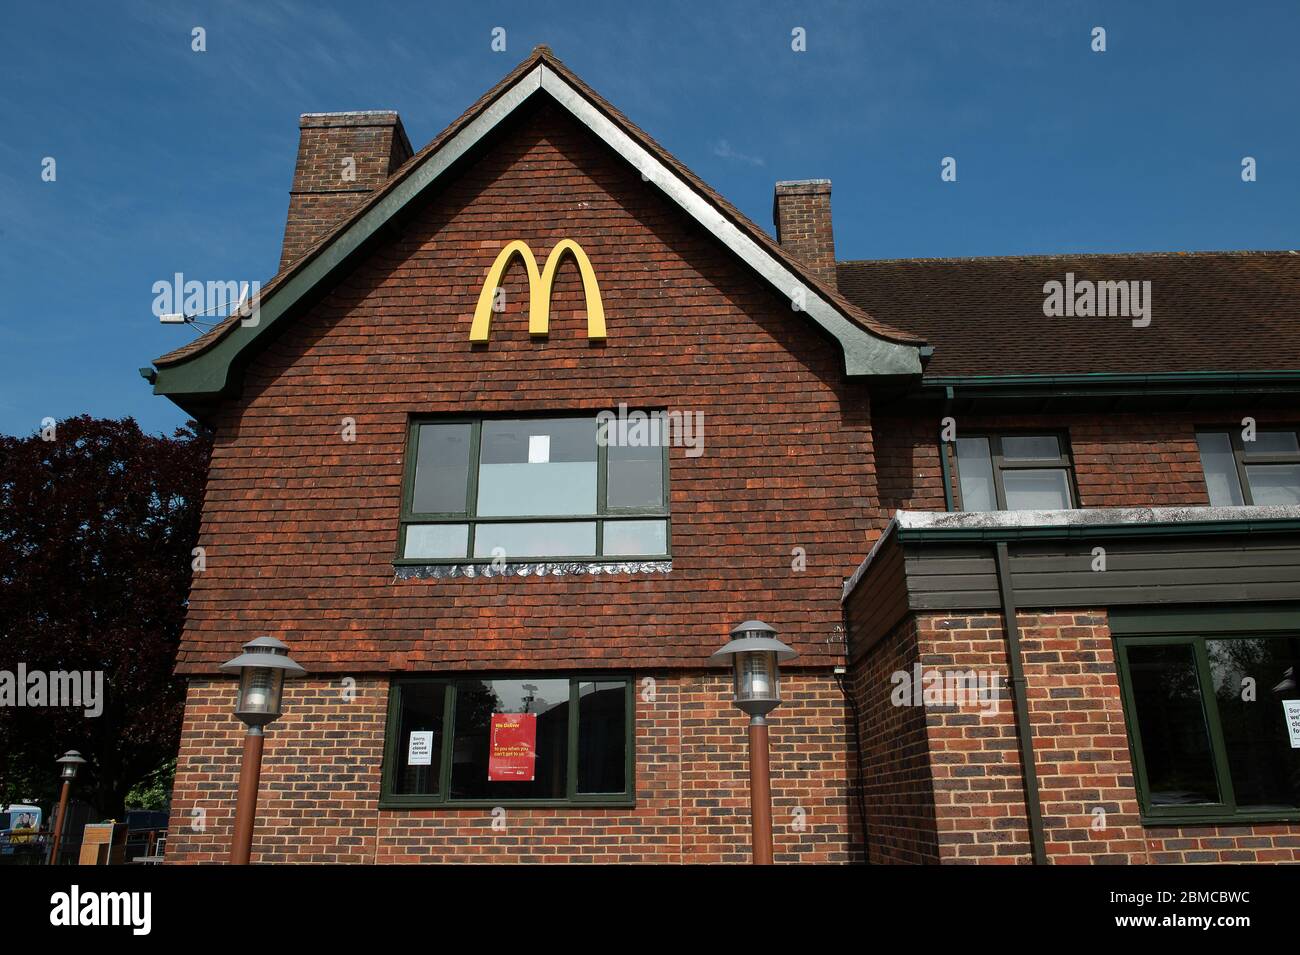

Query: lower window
left=1117, top=633, right=1300, bottom=821
left=381, top=676, right=633, bottom=806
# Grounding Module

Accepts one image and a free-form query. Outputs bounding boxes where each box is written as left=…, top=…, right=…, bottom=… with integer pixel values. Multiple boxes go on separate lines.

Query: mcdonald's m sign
left=469, top=239, right=606, bottom=343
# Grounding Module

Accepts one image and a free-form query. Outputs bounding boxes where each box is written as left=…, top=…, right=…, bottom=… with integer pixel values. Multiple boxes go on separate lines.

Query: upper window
left=953, top=433, right=1076, bottom=511
left=398, top=415, right=669, bottom=562
left=1196, top=428, right=1300, bottom=506
left=381, top=676, right=633, bottom=807
left=1117, top=632, right=1300, bottom=822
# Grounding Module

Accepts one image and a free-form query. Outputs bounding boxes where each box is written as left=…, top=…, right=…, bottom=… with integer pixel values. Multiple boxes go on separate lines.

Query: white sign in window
left=407, top=730, right=434, bottom=766
left=527, top=434, right=550, bottom=464
left=1284, top=700, right=1300, bottom=749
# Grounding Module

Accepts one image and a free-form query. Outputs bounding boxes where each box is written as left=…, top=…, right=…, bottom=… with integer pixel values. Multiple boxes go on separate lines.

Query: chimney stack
left=772, top=179, right=837, bottom=289
left=280, top=110, right=414, bottom=270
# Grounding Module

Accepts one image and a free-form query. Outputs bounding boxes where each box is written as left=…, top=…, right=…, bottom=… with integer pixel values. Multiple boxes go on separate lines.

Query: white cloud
left=711, top=138, right=765, bottom=166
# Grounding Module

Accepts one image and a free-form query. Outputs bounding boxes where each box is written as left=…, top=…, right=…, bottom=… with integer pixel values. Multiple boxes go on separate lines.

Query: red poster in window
left=488, top=712, right=537, bottom=781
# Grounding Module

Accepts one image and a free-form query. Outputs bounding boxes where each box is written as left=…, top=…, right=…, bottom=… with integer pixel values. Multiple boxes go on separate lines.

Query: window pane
left=602, top=520, right=667, bottom=557
left=449, top=679, right=570, bottom=801
left=391, top=683, right=446, bottom=795
left=1000, top=435, right=1061, bottom=461
left=1126, top=644, right=1220, bottom=806
left=403, top=523, right=468, bottom=559
left=472, top=521, right=596, bottom=559
left=1244, top=464, right=1300, bottom=505
left=477, top=418, right=597, bottom=517
left=955, top=437, right=996, bottom=511
left=577, top=681, right=628, bottom=794
left=1197, top=432, right=1246, bottom=506
left=411, top=423, right=472, bottom=514
left=1247, top=431, right=1300, bottom=456
left=1001, top=469, right=1072, bottom=509
left=1206, top=636, right=1300, bottom=811
left=607, top=439, right=664, bottom=510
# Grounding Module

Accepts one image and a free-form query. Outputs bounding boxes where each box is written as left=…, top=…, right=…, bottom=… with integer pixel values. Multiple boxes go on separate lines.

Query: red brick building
left=145, top=47, right=1300, bottom=864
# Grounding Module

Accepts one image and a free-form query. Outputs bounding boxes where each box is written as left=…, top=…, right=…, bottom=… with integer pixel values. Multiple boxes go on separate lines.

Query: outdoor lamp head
left=56, top=750, right=86, bottom=781
left=712, top=620, right=797, bottom=718
left=220, top=636, right=307, bottom=728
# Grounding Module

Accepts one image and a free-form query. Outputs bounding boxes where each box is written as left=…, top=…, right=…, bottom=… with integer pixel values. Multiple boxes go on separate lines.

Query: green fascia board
left=1110, top=603, right=1300, bottom=634
left=921, top=370, right=1300, bottom=398
left=896, top=517, right=1300, bottom=544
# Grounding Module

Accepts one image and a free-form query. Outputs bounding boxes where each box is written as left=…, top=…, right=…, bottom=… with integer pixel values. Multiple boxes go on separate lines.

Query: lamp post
left=48, top=750, right=86, bottom=865
left=712, top=619, right=796, bottom=865
left=219, top=636, right=306, bottom=864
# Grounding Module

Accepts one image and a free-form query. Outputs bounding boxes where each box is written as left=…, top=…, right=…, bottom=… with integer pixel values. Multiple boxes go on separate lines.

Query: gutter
left=916, top=370, right=1300, bottom=402
left=923, top=370, right=1300, bottom=388
left=938, top=386, right=955, bottom=512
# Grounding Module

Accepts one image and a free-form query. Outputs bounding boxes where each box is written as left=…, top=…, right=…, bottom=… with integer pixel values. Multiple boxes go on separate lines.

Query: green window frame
left=395, top=413, right=671, bottom=564
left=1114, top=606, right=1300, bottom=825
left=380, top=675, right=636, bottom=809
left=951, top=431, right=1078, bottom=511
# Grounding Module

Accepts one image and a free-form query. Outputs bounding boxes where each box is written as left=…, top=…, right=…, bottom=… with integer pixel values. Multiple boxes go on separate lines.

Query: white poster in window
left=407, top=731, right=434, bottom=766
left=527, top=434, right=550, bottom=464
left=1284, top=700, right=1300, bottom=749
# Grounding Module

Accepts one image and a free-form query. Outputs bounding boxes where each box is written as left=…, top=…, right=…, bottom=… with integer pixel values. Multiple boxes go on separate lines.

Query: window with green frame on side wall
left=380, top=676, right=634, bottom=807
left=952, top=432, right=1077, bottom=511
left=396, top=415, right=670, bottom=563
left=1113, top=607, right=1300, bottom=824
left=1196, top=426, right=1300, bottom=506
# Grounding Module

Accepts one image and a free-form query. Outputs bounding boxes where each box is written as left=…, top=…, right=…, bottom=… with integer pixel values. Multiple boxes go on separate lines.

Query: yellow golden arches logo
left=469, top=239, right=607, bottom=343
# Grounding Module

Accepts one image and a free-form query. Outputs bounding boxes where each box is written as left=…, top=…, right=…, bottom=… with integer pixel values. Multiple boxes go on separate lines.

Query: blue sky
left=2, top=0, right=1297, bottom=437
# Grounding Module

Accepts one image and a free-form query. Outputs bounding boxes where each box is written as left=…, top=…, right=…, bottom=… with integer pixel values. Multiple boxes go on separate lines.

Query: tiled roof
left=836, top=250, right=1300, bottom=379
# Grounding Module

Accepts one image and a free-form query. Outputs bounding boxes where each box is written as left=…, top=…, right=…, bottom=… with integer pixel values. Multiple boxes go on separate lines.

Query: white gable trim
left=536, top=66, right=920, bottom=376
left=153, top=61, right=920, bottom=398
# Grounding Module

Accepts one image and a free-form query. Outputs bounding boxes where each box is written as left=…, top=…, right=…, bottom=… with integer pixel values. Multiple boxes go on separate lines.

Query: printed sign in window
left=527, top=434, right=550, bottom=464
left=1284, top=700, right=1300, bottom=749
left=488, top=713, right=537, bottom=781
left=407, top=730, right=434, bottom=766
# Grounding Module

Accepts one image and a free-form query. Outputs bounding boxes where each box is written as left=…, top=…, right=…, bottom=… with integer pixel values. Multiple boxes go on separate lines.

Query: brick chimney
left=279, top=111, right=414, bottom=270
left=772, top=179, right=836, bottom=288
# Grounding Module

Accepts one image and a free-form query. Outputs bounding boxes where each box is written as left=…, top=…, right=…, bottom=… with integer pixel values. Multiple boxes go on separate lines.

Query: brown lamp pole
left=712, top=620, right=796, bottom=865
left=219, top=637, right=306, bottom=865
left=47, top=750, right=86, bottom=865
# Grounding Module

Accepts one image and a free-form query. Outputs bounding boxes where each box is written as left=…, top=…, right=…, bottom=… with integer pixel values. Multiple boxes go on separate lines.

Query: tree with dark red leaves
left=0, top=416, right=210, bottom=819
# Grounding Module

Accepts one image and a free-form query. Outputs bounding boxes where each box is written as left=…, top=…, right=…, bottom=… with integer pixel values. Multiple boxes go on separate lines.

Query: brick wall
left=851, top=609, right=1300, bottom=863
left=164, top=671, right=857, bottom=864
left=846, top=616, right=940, bottom=863
left=875, top=411, right=1298, bottom=513
left=165, top=677, right=388, bottom=863
left=178, top=98, right=877, bottom=675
